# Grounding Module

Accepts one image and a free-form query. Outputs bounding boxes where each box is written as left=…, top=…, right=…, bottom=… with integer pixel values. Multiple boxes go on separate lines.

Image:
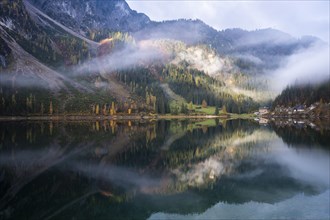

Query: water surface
left=0, top=119, right=329, bottom=219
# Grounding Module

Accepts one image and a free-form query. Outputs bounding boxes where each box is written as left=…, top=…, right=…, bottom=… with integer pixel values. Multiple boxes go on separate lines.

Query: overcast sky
left=127, top=1, right=329, bottom=42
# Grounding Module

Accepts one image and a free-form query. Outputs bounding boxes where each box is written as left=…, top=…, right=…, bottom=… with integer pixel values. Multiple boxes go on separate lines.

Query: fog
left=0, top=73, right=45, bottom=88
left=148, top=133, right=330, bottom=220
left=0, top=70, right=91, bottom=92
left=234, top=28, right=295, bottom=47
left=74, top=41, right=164, bottom=77
left=232, top=54, right=263, bottom=66
left=270, top=42, right=329, bottom=92
left=74, top=32, right=329, bottom=94
left=133, top=19, right=209, bottom=45
left=67, top=162, right=161, bottom=191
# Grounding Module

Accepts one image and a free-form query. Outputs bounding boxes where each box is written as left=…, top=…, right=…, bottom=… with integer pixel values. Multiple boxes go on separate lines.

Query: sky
left=127, top=1, right=330, bottom=42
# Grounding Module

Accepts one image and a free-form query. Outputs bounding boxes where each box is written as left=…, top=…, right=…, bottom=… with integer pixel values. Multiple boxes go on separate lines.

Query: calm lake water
left=0, top=119, right=329, bottom=220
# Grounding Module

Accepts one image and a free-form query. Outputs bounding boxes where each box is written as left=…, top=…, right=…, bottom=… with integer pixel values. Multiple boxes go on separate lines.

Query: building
left=293, top=105, right=305, bottom=113
left=258, top=107, right=269, bottom=115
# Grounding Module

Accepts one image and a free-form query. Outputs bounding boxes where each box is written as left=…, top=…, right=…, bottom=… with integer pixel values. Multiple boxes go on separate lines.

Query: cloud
left=0, top=73, right=45, bottom=88
left=270, top=42, right=330, bottom=91
left=232, top=54, right=263, bottom=66
left=74, top=41, right=164, bottom=76
left=127, top=1, right=329, bottom=42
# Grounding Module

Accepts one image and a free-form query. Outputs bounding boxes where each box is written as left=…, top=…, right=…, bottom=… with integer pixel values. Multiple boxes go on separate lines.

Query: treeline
left=115, top=63, right=259, bottom=114
left=111, top=119, right=259, bottom=170
left=116, top=66, right=171, bottom=114
left=162, top=64, right=259, bottom=113
left=271, top=123, right=330, bottom=149
left=0, top=84, right=116, bottom=116
left=0, top=86, right=57, bottom=115
left=0, top=85, right=140, bottom=116
left=272, top=80, right=330, bottom=109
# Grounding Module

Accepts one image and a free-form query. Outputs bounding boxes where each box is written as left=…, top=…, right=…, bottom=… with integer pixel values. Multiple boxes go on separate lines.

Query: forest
left=272, top=80, right=330, bottom=108
left=0, top=0, right=324, bottom=117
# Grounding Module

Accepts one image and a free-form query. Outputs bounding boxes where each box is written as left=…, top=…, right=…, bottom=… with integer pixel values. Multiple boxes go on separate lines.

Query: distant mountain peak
left=26, top=0, right=151, bottom=34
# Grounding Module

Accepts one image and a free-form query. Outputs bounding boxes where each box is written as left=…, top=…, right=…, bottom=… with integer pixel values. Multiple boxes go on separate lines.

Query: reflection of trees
left=0, top=121, right=123, bottom=210
left=0, top=121, right=143, bottom=219
left=99, top=119, right=273, bottom=194
left=2, top=119, right=322, bottom=220
left=271, top=121, right=330, bottom=149
left=167, top=128, right=275, bottom=193
left=0, top=119, right=266, bottom=208
left=0, top=122, right=105, bottom=211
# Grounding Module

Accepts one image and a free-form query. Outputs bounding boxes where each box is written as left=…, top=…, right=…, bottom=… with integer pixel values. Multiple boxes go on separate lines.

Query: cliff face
left=26, top=0, right=151, bottom=34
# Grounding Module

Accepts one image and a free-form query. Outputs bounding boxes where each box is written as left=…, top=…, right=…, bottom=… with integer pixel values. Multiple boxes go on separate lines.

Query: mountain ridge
left=27, top=0, right=151, bottom=34
left=0, top=0, right=327, bottom=116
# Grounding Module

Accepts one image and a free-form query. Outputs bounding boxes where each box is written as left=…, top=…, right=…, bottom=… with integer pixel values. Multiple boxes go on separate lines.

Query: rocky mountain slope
left=25, top=0, right=320, bottom=73
left=27, top=0, right=151, bottom=34
left=0, top=0, right=325, bottom=116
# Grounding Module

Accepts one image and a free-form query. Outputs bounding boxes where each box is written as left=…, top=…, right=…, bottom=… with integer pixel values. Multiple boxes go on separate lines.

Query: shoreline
left=0, top=114, right=233, bottom=121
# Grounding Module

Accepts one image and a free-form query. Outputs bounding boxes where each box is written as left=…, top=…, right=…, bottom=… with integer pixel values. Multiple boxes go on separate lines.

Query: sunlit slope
left=0, top=0, right=324, bottom=115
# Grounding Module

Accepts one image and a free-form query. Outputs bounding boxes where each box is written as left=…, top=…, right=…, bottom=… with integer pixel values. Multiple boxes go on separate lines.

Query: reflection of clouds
left=171, top=129, right=277, bottom=188
left=230, top=130, right=277, bottom=147
left=232, top=168, right=264, bottom=180
left=0, top=145, right=72, bottom=178
left=173, top=158, right=224, bottom=187
left=149, top=190, right=330, bottom=220
left=68, top=162, right=161, bottom=191
left=168, top=126, right=329, bottom=206
left=0, top=144, right=82, bottom=208
left=266, top=139, right=330, bottom=189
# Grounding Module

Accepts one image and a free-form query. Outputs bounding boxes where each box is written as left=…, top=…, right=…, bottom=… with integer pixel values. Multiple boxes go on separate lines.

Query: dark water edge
left=0, top=119, right=329, bottom=220
left=0, top=114, right=228, bottom=122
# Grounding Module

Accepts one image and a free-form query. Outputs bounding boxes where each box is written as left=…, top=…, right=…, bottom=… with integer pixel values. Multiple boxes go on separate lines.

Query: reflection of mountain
left=0, top=120, right=329, bottom=219
left=0, top=121, right=153, bottom=211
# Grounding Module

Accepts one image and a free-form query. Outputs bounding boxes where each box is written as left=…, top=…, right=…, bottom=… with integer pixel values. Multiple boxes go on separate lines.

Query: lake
left=0, top=119, right=329, bottom=220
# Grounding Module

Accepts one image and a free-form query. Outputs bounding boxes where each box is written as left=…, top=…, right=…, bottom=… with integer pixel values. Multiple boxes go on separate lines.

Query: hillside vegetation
left=0, top=0, right=326, bottom=117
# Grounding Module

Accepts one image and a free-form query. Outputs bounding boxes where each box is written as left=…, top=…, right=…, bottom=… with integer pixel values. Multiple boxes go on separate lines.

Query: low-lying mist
left=74, top=41, right=165, bottom=77
left=270, top=42, right=329, bottom=92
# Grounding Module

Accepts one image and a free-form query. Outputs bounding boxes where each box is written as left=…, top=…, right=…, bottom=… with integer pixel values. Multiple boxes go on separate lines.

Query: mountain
left=25, top=0, right=320, bottom=72
left=0, top=0, right=325, bottom=116
left=136, top=22, right=319, bottom=72
left=27, top=0, right=151, bottom=34
left=0, top=0, right=69, bottom=89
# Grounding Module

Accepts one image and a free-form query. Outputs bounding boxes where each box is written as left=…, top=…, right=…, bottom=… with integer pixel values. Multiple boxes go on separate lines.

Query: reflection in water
left=149, top=190, right=330, bottom=220
left=0, top=119, right=329, bottom=220
left=267, top=141, right=330, bottom=189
